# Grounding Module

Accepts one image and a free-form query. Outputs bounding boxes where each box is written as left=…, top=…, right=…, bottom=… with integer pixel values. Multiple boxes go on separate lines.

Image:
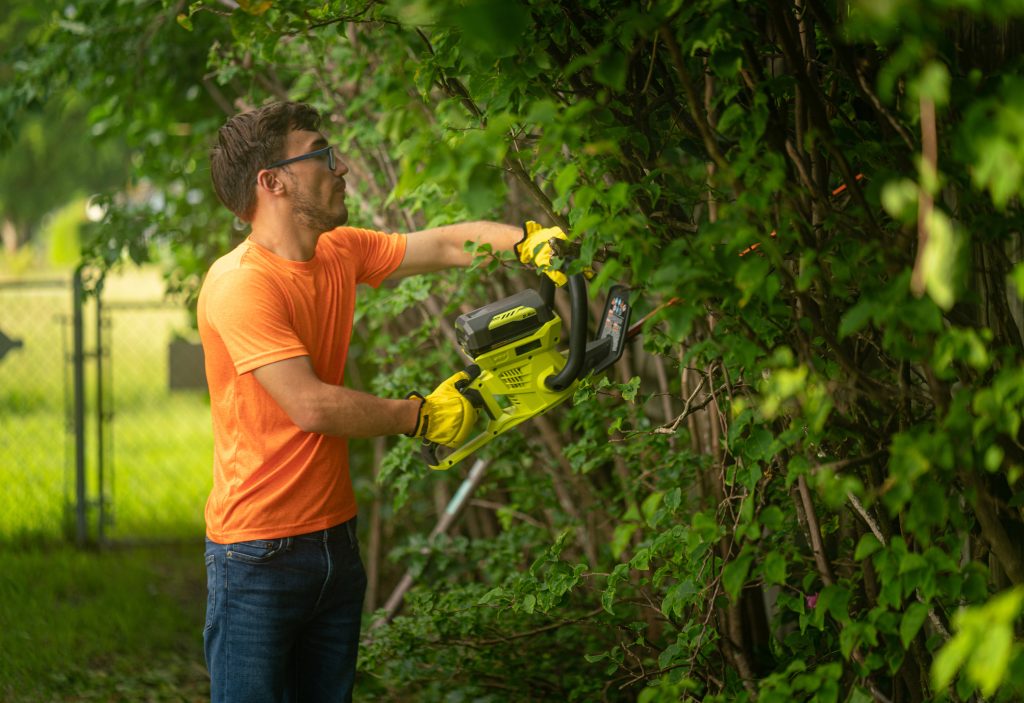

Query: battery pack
left=455, top=289, right=555, bottom=357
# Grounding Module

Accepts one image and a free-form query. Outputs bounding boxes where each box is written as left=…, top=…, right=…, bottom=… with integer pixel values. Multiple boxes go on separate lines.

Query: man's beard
left=291, top=184, right=347, bottom=234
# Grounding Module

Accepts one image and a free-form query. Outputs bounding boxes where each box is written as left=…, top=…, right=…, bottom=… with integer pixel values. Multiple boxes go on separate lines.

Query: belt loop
left=346, top=517, right=358, bottom=549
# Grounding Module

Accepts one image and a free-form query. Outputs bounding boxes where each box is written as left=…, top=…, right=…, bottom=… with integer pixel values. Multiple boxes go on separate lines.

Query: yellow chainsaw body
left=426, top=316, right=577, bottom=470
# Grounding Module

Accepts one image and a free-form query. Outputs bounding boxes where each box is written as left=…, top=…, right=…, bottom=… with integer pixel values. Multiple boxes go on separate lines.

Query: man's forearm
left=393, top=221, right=522, bottom=278
left=306, top=385, right=420, bottom=438
left=440, top=221, right=522, bottom=266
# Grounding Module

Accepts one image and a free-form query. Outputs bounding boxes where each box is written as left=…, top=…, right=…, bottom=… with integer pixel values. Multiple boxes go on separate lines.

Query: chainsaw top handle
left=539, top=272, right=588, bottom=392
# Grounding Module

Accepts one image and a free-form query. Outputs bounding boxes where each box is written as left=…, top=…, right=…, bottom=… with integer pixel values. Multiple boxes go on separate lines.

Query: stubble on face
left=288, top=176, right=348, bottom=234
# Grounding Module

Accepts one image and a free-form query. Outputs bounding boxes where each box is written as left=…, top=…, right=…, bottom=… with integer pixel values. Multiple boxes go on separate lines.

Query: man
left=198, top=101, right=562, bottom=702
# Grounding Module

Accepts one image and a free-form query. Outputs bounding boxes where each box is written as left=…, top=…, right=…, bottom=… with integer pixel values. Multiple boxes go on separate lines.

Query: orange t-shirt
left=197, top=227, right=407, bottom=543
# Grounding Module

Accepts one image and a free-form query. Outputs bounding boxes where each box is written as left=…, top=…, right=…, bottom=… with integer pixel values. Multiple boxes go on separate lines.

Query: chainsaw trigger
left=420, top=440, right=443, bottom=466
left=455, top=365, right=480, bottom=391
left=459, top=386, right=494, bottom=420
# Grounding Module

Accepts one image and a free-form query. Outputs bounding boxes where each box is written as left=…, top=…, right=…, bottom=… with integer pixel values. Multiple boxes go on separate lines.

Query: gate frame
left=70, top=264, right=108, bottom=546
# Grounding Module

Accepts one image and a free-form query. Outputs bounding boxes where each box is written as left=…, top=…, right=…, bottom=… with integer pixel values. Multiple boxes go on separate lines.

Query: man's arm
left=253, top=356, right=420, bottom=438
left=388, top=221, right=521, bottom=279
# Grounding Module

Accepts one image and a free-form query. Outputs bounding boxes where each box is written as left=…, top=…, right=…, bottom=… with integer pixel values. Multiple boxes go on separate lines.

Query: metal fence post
left=72, top=265, right=87, bottom=546
left=96, top=274, right=107, bottom=543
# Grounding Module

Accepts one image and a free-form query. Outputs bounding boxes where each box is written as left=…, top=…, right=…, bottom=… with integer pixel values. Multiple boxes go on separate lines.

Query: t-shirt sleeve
left=204, top=268, right=308, bottom=375
left=324, top=227, right=407, bottom=288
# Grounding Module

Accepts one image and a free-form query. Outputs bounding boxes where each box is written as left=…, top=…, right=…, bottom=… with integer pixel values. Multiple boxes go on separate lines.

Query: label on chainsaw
left=487, top=305, right=537, bottom=330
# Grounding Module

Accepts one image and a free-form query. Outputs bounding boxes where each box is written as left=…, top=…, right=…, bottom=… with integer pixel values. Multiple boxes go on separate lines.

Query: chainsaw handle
left=543, top=272, right=588, bottom=392
left=420, top=364, right=486, bottom=467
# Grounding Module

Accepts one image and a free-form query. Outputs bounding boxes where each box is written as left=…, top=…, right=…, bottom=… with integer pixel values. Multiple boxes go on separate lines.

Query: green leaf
left=1010, top=262, right=1024, bottom=300
left=899, top=601, right=930, bottom=648
left=969, top=626, right=1012, bottom=696
left=913, top=61, right=950, bottom=106
left=931, top=588, right=1024, bottom=694
left=932, top=632, right=972, bottom=691
left=601, top=587, right=616, bottom=615
left=838, top=299, right=876, bottom=339
left=236, top=0, right=273, bottom=15
left=611, top=522, right=638, bottom=560
left=594, top=50, right=628, bottom=91
left=661, top=580, right=697, bottom=619
left=640, top=491, right=664, bottom=525
left=880, top=178, right=918, bottom=221
left=846, top=686, right=874, bottom=703
left=630, top=548, right=651, bottom=571
left=555, top=162, right=579, bottom=198
left=762, top=551, right=787, bottom=586
left=722, top=553, right=753, bottom=599
left=478, top=586, right=506, bottom=604
left=914, top=209, right=960, bottom=311
left=854, top=533, right=883, bottom=561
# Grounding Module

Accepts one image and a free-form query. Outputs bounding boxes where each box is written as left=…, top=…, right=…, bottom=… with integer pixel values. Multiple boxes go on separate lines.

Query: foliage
left=7, top=0, right=1024, bottom=700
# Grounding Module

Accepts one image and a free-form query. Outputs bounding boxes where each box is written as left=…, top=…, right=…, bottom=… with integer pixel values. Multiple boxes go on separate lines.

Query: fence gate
left=0, top=266, right=212, bottom=546
left=100, top=271, right=211, bottom=545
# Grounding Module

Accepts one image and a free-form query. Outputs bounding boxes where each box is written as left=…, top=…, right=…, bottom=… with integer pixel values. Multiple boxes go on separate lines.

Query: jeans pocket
left=226, top=537, right=292, bottom=564
left=204, top=553, right=217, bottom=633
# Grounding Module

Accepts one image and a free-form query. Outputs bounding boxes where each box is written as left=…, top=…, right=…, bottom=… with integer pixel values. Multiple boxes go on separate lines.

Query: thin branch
left=797, top=474, right=836, bottom=586
left=469, top=499, right=547, bottom=529
left=803, top=0, right=917, bottom=152
left=659, top=27, right=731, bottom=175
left=449, top=607, right=606, bottom=648
left=911, top=93, right=937, bottom=297
left=654, top=375, right=706, bottom=434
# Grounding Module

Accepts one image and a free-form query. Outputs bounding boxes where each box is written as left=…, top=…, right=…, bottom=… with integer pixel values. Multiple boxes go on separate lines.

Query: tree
left=7, top=0, right=1024, bottom=699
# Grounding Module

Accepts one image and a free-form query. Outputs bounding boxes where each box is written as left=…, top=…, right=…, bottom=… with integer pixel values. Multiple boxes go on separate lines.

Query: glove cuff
left=513, top=221, right=536, bottom=262
left=405, top=392, right=426, bottom=438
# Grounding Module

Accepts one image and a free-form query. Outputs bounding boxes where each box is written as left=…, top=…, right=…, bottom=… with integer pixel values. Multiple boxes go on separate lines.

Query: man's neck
left=249, top=215, right=319, bottom=262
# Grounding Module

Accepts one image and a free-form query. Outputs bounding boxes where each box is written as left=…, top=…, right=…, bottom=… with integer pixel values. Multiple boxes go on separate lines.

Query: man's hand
left=407, top=371, right=477, bottom=448
left=515, top=220, right=568, bottom=286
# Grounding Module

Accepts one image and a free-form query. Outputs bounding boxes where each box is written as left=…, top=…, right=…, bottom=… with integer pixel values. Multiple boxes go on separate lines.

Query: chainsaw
left=421, top=266, right=632, bottom=470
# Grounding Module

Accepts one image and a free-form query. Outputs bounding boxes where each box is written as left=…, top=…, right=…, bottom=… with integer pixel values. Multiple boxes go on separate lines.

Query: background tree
left=6, top=0, right=1024, bottom=700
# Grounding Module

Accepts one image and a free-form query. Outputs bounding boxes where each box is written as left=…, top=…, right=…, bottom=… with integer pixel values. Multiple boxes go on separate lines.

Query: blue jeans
left=204, top=517, right=367, bottom=703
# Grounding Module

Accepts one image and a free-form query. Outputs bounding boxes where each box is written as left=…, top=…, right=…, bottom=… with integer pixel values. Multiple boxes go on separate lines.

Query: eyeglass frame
left=263, top=145, right=336, bottom=172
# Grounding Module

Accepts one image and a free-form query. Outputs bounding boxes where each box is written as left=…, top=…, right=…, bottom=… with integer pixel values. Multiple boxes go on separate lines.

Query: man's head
left=210, top=101, right=328, bottom=223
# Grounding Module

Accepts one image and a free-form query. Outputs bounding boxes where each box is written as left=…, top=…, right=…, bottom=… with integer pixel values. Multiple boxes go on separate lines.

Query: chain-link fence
left=103, top=291, right=212, bottom=542
left=0, top=279, right=73, bottom=543
left=0, top=269, right=212, bottom=545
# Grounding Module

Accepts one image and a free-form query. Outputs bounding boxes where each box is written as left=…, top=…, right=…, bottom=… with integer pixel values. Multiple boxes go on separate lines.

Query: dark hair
left=209, top=101, right=322, bottom=221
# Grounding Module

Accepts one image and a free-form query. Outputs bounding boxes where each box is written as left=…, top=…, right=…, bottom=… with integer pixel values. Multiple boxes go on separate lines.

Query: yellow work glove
left=514, top=220, right=568, bottom=286
left=406, top=371, right=477, bottom=448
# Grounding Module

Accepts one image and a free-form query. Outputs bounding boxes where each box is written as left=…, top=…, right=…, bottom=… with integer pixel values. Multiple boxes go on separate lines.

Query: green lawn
left=0, top=543, right=209, bottom=701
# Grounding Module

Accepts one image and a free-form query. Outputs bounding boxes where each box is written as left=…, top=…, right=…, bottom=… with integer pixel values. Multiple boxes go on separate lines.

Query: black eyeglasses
left=264, top=145, right=336, bottom=171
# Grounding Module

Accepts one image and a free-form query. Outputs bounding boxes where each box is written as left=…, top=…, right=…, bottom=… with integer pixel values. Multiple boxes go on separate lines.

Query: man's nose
left=334, top=158, right=349, bottom=177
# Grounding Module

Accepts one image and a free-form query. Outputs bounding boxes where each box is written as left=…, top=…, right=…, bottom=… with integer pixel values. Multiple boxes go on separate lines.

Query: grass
left=0, top=542, right=209, bottom=702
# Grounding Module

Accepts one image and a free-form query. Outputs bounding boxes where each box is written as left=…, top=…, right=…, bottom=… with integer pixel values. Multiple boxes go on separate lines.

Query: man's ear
left=256, top=168, right=286, bottom=195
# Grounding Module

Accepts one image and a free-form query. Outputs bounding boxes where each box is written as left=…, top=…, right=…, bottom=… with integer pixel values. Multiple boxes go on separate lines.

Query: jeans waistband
left=294, top=515, right=358, bottom=545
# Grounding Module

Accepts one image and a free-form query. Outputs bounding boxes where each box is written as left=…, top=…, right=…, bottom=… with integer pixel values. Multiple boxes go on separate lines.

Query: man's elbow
left=289, top=403, right=329, bottom=435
